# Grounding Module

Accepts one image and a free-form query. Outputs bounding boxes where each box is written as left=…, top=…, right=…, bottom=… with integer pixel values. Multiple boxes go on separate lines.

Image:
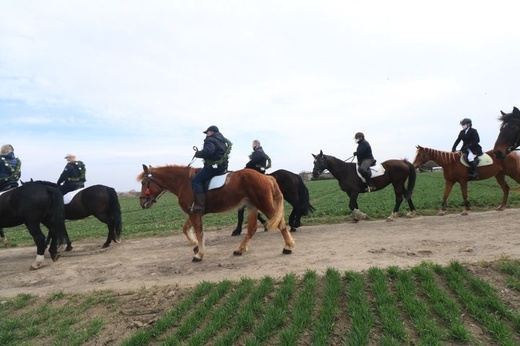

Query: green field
left=1, top=172, right=520, bottom=345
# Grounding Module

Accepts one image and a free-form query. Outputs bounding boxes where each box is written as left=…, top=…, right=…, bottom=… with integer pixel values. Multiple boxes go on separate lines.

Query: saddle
left=355, top=163, right=385, bottom=182
left=204, top=173, right=229, bottom=192
left=63, top=187, right=87, bottom=204
left=460, top=153, right=493, bottom=167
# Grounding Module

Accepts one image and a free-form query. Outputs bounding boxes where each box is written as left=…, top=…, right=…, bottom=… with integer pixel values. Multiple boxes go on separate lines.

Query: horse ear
left=501, top=110, right=507, bottom=116
left=514, top=107, right=519, bottom=114
left=312, top=153, right=316, bottom=159
left=142, top=164, right=149, bottom=174
left=319, top=150, right=323, bottom=155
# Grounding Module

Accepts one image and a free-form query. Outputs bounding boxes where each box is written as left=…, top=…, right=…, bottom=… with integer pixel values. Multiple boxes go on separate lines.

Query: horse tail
left=108, top=187, right=123, bottom=238
left=266, top=177, right=286, bottom=230
left=48, top=186, right=66, bottom=245
left=405, top=159, right=417, bottom=200
left=296, top=174, right=315, bottom=216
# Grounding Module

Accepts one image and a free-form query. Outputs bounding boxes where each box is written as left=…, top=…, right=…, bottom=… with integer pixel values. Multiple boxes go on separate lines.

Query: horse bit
left=139, top=173, right=167, bottom=207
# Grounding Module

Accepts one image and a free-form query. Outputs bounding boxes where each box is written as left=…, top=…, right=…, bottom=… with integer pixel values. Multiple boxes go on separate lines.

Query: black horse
left=312, top=150, right=417, bottom=221
left=232, top=169, right=315, bottom=235
left=29, top=181, right=123, bottom=249
left=494, top=106, right=520, bottom=158
left=0, top=182, right=66, bottom=269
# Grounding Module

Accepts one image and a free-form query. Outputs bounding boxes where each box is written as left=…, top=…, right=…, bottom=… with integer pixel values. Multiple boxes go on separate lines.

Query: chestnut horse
left=412, top=145, right=520, bottom=215
left=311, top=150, right=417, bottom=221
left=138, top=164, right=295, bottom=262
left=494, top=106, right=520, bottom=158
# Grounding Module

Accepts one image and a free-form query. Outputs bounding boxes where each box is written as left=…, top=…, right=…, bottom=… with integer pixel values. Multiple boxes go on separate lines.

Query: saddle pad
left=460, top=153, right=493, bottom=167
left=63, top=187, right=86, bottom=204
left=356, top=163, right=386, bottom=182
left=208, top=173, right=228, bottom=191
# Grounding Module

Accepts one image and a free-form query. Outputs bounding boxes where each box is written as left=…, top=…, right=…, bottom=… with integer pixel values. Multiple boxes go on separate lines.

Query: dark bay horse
left=138, top=164, right=295, bottom=262
left=0, top=182, right=66, bottom=269
left=29, top=181, right=123, bottom=250
left=413, top=146, right=520, bottom=215
left=494, top=106, right=520, bottom=158
left=232, top=169, right=315, bottom=235
left=312, top=151, right=417, bottom=221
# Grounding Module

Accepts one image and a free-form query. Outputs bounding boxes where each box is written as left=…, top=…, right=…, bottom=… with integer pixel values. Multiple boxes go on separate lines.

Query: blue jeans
left=191, top=166, right=224, bottom=194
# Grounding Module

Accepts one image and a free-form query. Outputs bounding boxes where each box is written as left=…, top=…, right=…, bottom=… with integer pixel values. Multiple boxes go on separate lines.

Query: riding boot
left=364, top=177, right=377, bottom=192
left=468, top=161, right=479, bottom=180
left=191, top=193, right=206, bottom=213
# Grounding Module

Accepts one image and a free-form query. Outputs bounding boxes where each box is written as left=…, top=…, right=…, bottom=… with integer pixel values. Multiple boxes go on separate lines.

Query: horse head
left=412, top=145, right=428, bottom=168
left=494, top=106, right=520, bottom=159
left=311, top=150, right=327, bottom=179
left=138, top=164, right=167, bottom=209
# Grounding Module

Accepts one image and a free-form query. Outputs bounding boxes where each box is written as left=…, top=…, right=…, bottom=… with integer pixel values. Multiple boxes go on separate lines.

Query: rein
left=139, top=174, right=168, bottom=205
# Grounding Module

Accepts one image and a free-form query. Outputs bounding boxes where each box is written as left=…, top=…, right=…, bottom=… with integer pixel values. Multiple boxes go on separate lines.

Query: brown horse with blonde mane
left=138, top=164, right=295, bottom=262
left=413, top=145, right=520, bottom=215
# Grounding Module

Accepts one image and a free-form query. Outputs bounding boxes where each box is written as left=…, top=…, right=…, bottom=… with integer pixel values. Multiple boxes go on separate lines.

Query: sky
left=1, top=1, right=519, bottom=192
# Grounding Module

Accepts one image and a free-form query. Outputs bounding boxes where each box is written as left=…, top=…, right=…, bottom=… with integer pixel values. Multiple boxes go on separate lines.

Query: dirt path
left=1, top=209, right=519, bottom=297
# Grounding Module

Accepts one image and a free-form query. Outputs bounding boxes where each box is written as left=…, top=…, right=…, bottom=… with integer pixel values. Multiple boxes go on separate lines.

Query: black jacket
left=452, top=127, right=483, bottom=156
left=354, top=139, right=374, bottom=164
left=57, top=161, right=86, bottom=185
left=245, top=146, right=269, bottom=173
left=195, top=132, right=230, bottom=167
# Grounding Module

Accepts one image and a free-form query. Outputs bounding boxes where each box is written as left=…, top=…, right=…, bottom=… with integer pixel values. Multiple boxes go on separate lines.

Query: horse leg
left=438, top=181, right=455, bottom=216
left=234, top=209, right=259, bottom=255
left=495, top=173, right=510, bottom=211
left=387, top=187, right=404, bottom=222
left=288, top=209, right=298, bottom=232
left=349, top=193, right=366, bottom=221
left=0, top=228, right=9, bottom=248
left=188, top=215, right=205, bottom=262
left=182, top=218, right=198, bottom=253
left=278, top=218, right=295, bottom=254
left=257, top=213, right=269, bottom=232
left=460, top=181, right=470, bottom=216
left=27, top=223, right=47, bottom=270
left=232, top=207, right=245, bottom=236
left=405, top=197, right=417, bottom=218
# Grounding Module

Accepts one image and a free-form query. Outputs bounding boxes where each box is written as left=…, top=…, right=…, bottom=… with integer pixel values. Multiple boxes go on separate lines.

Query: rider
left=57, top=154, right=86, bottom=194
left=353, top=132, right=377, bottom=192
left=245, top=140, right=271, bottom=173
left=0, top=144, right=21, bottom=191
left=234, top=140, right=271, bottom=235
left=452, top=118, right=483, bottom=179
left=191, top=125, right=232, bottom=213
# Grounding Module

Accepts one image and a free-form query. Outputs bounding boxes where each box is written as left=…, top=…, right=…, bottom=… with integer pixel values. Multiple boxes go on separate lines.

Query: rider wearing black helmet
left=353, top=132, right=377, bottom=191
left=452, top=118, right=483, bottom=179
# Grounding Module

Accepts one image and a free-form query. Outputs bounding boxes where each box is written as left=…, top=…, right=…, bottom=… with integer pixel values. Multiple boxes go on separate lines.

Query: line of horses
left=4, top=107, right=520, bottom=266
left=0, top=181, right=122, bottom=269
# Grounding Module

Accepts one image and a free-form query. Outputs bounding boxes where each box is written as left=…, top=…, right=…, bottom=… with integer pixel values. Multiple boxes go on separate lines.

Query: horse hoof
left=193, top=246, right=199, bottom=254
left=437, top=211, right=446, bottom=216
left=460, top=211, right=469, bottom=216
left=192, top=256, right=202, bottom=262
left=51, top=253, right=61, bottom=262
left=233, top=251, right=243, bottom=256
left=65, top=245, right=73, bottom=251
left=282, top=248, right=292, bottom=255
left=231, top=230, right=241, bottom=236
left=114, top=238, right=121, bottom=244
left=290, top=227, right=298, bottom=232
left=386, top=217, right=395, bottom=222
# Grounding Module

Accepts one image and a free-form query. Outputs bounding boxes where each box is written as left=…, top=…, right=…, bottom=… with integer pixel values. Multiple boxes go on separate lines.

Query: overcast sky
left=1, top=1, right=519, bottom=192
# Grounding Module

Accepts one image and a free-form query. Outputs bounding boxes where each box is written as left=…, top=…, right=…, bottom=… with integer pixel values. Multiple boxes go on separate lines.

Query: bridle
left=139, top=173, right=168, bottom=208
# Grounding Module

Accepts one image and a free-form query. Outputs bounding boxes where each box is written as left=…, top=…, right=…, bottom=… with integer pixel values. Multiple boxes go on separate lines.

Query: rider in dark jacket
left=353, top=132, right=376, bottom=192
left=57, top=154, right=86, bottom=194
left=245, top=140, right=270, bottom=173
left=0, top=144, right=21, bottom=191
left=452, top=118, right=483, bottom=179
left=191, top=125, right=232, bottom=213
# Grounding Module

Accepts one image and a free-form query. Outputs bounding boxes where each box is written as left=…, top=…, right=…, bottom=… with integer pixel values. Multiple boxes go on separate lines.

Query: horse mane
left=137, top=164, right=200, bottom=182
left=420, top=147, right=459, bottom=165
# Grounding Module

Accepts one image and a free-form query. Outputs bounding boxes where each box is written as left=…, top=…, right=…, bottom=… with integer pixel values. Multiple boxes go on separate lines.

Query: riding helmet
left=354, top=132, right=365, bottom=140
left=460, top=118, right=472, bottom=126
